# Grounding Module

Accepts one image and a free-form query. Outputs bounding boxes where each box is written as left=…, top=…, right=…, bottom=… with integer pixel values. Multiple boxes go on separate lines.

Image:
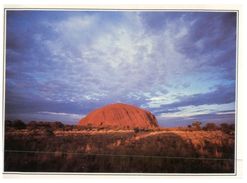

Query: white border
left=0, top=1, right=246, bottom=182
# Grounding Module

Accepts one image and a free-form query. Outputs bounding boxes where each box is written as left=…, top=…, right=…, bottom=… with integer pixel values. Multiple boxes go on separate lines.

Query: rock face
left=78, top=103, right=159, bottom=129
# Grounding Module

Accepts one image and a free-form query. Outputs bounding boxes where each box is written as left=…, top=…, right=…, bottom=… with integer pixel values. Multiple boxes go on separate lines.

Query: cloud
left=38, top=111, right=83, bottom=121
left=39, top=12, right=161, bottom=99
left=157, top=112, right=235, bottom=127
left=5, top=11, right=236, bottom=125
left=151, top=84, right=235, bottom=112
left=158, top=102, right=234, bottom=118
left=166, top=86, right=235, bottom=107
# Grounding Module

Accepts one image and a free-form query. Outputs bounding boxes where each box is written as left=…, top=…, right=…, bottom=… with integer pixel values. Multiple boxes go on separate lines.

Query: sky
left=5, top=10, right=236, bottom=127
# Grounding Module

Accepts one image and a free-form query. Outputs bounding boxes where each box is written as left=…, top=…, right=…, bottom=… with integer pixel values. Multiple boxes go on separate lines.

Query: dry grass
left=4, top=125, right=234, bottom=173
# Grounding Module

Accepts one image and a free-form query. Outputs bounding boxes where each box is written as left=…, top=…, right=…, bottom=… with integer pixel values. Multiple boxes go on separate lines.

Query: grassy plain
left=4, top=122, right=234, bottom=173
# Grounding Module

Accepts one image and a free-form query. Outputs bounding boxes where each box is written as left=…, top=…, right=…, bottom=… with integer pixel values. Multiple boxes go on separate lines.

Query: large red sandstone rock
left=78, top=103, right=159, bottom=129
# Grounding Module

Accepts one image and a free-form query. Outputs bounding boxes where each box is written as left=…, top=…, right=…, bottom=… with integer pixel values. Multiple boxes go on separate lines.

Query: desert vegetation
left=4, top=120, right=235, bottom=173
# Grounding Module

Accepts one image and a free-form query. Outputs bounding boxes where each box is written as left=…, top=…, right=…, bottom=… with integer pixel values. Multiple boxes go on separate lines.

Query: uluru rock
left=78, top=103, right=159, bottom=129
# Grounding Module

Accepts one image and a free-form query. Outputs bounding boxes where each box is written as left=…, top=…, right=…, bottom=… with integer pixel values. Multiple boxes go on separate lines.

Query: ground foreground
left=5, top=126, right=234, bottom=173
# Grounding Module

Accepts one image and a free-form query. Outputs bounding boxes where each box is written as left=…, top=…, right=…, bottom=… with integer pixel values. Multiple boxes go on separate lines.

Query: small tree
left=187, top=125, right=192, bottom=131
left=13, top=120, right=26, bottom=129
left=192, top=121, right=202, bottom=130
left=27, top=121, right=38, bottom=130
left=203, top=123, right=218, bottom=131
left=220, top=123, right=235, bottom=134
left=50, top=121, right=64, bottom=130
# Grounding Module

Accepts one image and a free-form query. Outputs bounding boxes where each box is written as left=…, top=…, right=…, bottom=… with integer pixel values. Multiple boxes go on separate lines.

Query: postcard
left=3, top=6, right=238, bottom=175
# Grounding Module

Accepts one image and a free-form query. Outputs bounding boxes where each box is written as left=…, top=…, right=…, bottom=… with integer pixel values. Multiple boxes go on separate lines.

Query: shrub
left=220, top=123, right=235, bottom=134
left=192, top=121, right=202, bottom=130
left=4, top=127, right=234, bottom=173
left=64, top=125, right=73, bottom=131
left=27, top=121, right=49, bottom=130
left=50, top=121, right=64, bottom=130
left=203, top=123, right=218, bottom=131
left=134, top=127, right=140, bottom=133
left=12, top=120, right=26, bottom=129
left=187, top=125, right=192, bottom=131
left=43, top=128, right=54, bottom=136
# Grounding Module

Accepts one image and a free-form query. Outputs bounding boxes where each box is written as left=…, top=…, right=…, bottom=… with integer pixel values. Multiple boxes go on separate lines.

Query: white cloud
left=38, top=111, right=83, bottom=119
left=32, top=12, right=231, bottom=109
left=38, top=13, right=166, bottom=102
left=157, top=102, right=235, bottom=119
left=216, top=111, right=235, bottom=115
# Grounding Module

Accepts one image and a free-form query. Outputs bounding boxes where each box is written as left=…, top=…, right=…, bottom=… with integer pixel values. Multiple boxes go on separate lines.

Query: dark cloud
left=157, top=84, right=235, bottom=112
left=179, top=12, right=236, bottom=51
left=5, top=90, right=83, bottom=115
left=140, top=12, right=186, bottom=33
left=176, top=12, right=236, bottom=75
